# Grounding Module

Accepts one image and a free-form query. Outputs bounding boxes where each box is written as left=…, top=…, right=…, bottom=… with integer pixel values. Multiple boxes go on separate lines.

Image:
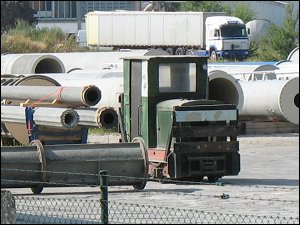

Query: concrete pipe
left=1, top=74, right=25, bottom=86
left=28, top=71, right=124, bottom=110
left=239, top=77, right=299, bottom=124
left=45, top=50, right=149, bottom=71
left=76, top=107, right=118, bottom=129
left=1, top=75, right=62, bottom=145
left=1, top=54, right=65, bottom=75
left=208, top=70, right=244, bottom=111
left=286, top=46, right=299, bottom=63
left=208, top=63, right=279, bottom=81
left=1, top=138, right=149, bottom=193
left=1, top=105, right=79, bottom=129
left=1, top=85, right=101, bottom=107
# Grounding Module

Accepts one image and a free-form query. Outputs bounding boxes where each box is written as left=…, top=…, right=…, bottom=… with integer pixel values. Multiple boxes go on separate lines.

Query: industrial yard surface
left=6, top=132, right=299, bottom=223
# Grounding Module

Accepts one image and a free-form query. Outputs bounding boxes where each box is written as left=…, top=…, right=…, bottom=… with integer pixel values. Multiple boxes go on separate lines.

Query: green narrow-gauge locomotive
left=118, top=55, right=240, bottom=182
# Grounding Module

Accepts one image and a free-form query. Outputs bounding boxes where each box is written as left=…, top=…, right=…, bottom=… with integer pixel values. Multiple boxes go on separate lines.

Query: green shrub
left=1, top=19, right=87, bottom=53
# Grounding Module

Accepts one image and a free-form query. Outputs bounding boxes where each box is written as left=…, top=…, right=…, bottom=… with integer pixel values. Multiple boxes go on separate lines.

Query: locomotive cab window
left=159, top=63, right=196, bottom=93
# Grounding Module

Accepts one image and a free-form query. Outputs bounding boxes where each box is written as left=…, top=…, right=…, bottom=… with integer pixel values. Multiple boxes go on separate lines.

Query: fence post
left=99, top=170, right=108, bottom=224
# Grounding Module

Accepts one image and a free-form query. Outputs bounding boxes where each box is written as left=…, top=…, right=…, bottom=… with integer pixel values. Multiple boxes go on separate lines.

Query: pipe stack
left=1, top=105, right=79, bottom=129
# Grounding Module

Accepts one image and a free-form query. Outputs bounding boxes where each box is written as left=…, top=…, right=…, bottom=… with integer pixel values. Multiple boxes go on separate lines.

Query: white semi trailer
left=85, top=11, right=250, bottom=60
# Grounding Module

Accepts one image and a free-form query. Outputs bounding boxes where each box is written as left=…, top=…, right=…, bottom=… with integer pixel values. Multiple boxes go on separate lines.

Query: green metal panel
left=122, top=56, right=210, bottom=148
left=123, top=60, right=131, bottom=141
left=157, top=110, right=173, bottom=148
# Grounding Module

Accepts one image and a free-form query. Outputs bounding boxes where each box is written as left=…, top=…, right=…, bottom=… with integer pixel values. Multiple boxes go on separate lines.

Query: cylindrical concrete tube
left=1, top=105, right=79, bottom=128
left=287, top=46, right=299, bottom=63
left=1, top=139, right=148, bottom=192
left=23, top=71, right=124, bottom=109
left=1, top=54, right=65, bottom=75
left=1, top=75, right=63, bottom=146
left=76, top=107, right=118, bottom=129
left=1, top=74, right=25, bottom=86
left=239, top=77, right=299, bottom=124
left=208, top=64, right=279, bottom=81
left=30, top=50, right=149, bottom=72
left=1, top=85, right=101, bottom=107
left=208, top=70, right=244, bottom=111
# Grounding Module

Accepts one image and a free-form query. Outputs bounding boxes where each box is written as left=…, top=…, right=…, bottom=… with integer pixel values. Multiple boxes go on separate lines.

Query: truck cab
left=118, top=55, right=240, bottom=182
left=205, top=16, right=249, bottom=60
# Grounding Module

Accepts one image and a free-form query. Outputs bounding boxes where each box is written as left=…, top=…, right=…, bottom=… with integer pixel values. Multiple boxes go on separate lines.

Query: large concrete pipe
left=1, top=138, right=148, bottom=193
left=287, top=46, right=299, bottom=63
left=1, top=85, right=101, bottom=107
left=44, top=50, right=149, bottom=71
left=239, top=77, right=299, bottom=124
left=208, top=63, right=279, bottom=81
left=208, top=70, right=244, bottom=111
left=1, top=54, right=65, bottom=75
left=1, top=105, right=79, bottom=129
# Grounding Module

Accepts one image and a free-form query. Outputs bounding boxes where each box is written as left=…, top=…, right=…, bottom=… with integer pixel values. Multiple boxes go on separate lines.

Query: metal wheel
left=132, top=137, right=148, bottom=190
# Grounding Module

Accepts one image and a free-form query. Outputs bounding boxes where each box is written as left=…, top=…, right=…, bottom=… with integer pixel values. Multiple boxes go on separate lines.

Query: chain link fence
left=14, top=196, right=299, bottom=224
left=1, top=168, right=299, bottom=224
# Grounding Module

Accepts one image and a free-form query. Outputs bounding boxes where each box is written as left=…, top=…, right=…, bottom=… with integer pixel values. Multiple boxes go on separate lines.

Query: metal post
left=76, top=1, right=81, bottom=31
left=99, top=170, right=108, bottom=224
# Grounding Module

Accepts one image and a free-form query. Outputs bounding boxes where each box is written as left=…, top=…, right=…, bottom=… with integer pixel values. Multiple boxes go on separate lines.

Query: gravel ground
left=87, top=132, right=299, bottom=146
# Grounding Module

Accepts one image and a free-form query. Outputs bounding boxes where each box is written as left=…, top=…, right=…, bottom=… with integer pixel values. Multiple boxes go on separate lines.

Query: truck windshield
left=220, top=24, right=248, bottom=38
left=159, top=63, right=196, bottom=93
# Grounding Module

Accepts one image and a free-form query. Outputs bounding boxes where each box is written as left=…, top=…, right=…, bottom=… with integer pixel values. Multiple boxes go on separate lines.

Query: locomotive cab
left=118, top=55, right=240, bottom=181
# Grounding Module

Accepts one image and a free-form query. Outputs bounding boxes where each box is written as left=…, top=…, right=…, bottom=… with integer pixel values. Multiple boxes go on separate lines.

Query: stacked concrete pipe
left=1, top=53, right=65, bottom=75
left=208, top=70, right=244, bottom=111
left=238, top=77, right=299, bottom=124
left=1, top=85, right=101, bottom=107
left=1, top=75, right=96, bottom=146
left=208, top=70, right=299, bottom=125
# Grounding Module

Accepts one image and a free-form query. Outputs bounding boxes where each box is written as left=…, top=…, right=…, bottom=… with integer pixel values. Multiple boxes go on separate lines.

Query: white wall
left=37, top=21, right=86, bottom=34
left=222, top=1, right=299, bottom=27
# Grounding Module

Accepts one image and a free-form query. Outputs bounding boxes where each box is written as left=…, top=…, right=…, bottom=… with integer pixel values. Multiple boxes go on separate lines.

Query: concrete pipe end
left=82, top=85, right=102, bottom=106
left=60, top=109, right=79, bottom=128
left=208, top=70, right=244, bottom=111
left=96, top=107, right=118, bottom=129
left=279, top=77, right=299, bottom=125
left=32, top=55, right=65, bottom=73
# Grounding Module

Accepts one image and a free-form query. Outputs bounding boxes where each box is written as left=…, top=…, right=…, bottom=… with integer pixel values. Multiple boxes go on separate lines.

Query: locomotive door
left=130, top=61, right=142, bottom=139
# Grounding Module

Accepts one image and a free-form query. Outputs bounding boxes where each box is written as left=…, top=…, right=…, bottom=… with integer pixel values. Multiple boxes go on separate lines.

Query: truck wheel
left=165, top=48, right=174, bottom=55
left=210, top=51, right=218, bottom=60
left=185, top=50, right=194, bottom=55
left=175, top=47, right=185, bottom=55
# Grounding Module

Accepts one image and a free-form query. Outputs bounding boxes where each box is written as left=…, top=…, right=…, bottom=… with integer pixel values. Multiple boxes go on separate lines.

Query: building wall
left=31, top=1, right=299, bottom=34
left=222, top=1, right=299, bottom=27
left=30, top=1, right=141, bottom=34
left=36, top=21, right=86, bottom=35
